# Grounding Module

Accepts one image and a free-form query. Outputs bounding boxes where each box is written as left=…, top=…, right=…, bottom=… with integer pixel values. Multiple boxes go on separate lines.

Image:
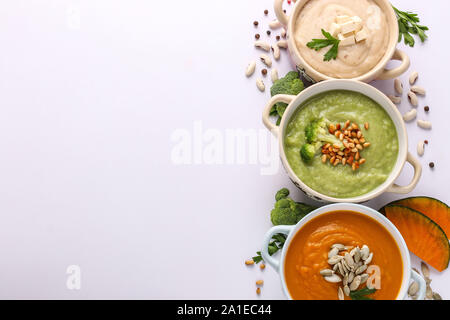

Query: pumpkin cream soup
left=294, top=0, right=390, bottom=78
left=284, top=211, right=403, bottom=300
left=284, top=90, right=398, bottom=198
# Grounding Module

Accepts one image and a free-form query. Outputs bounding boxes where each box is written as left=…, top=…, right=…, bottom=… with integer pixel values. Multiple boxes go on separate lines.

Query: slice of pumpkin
left=380, top=197, right=450, bottom=238
left=384, top=205, right=450, bottom=272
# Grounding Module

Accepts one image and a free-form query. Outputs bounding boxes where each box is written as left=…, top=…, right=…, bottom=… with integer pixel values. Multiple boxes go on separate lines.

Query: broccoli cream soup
left=284, top=90, right=398, bottom=198
left=294, top=0, right=389, bottom=78
left=284, top=210, right=403, bottom=300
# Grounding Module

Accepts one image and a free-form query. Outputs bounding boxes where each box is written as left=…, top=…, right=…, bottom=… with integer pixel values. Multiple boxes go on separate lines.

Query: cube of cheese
left=336, top=15, right=351, bottom=24
left=329, top=22, right=341, bottom=36
left=338, top=33, right=356, bottom=46
left=355, top=27, right=369, bottom=42
left=340, top=20, right=358, bottom=35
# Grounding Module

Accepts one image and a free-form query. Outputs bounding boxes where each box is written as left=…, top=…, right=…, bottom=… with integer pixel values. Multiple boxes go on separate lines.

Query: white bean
left=254, top=41, right=270, bottom=52
left=388, top=95, right=401, bottom=104
left=245, top=61, right=256, bottom=77
left=402, top=109, right=417, bottom=122
left=417, top=141, right=425, bottom=156
left=271, top=44, right=280, bottom=60
left=277, top=40, right=288, bottom=49
left=417, top=119, right=432, bottom=129
left=268, top=19, right=282, bottom=29
left=256, top=78, right=265, bottom=92
left=409, top=71, right=418, bottom=85
left=260, top=54, right=272, bottom=67
left=271, top=68, right=279, bottom=82
left=411, top=85, right=426, bottom=96
left=408, top=91, right=418, bottom=107
left=394, top=78, right=403, bottom=94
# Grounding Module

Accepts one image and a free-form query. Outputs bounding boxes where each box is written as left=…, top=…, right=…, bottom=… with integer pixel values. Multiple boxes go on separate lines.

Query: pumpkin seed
left=421, top=262, right=430, bottom=279
left=349, top=275, right=361, bottom=291
left=355, top=264, right=367, bottom=275
left=328, top=255, right=343, bottom=265
left=328, top=247, right=339, bottom=258
left=360, top=273, right=369, bottom=283
left=337, top=262, right=345, bottom=276
left=344, top=285, right=350, bottom=296
left=338, top=287, right=344, bottom=300
left=324, top=274, right=342, bottom=283
left=320, top=269, right=334, bottom=276
left=348, top=271, right=355, bottom=284
left=344, top=253, right=354, bottom=267
left=343, top=273, right=349, bottom=286
left=426, top=285, right=433, bottom=299
left=354, top=248, right=361, bottom=263
left=364, top=252, right=373, bottom=265
left=408, top=281, right=419, bottom=296
left=331, top=243, right=345, bottom=250
left=361, top=245, right=369, bottom=260
left=433, top=292, right=442, bottom=300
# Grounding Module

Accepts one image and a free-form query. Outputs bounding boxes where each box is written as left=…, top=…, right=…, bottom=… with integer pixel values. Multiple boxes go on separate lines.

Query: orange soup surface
left=284, top=210, right=403, bottom=300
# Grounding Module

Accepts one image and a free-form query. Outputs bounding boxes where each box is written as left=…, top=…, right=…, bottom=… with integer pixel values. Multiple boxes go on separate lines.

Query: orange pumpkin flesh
left=384, top=205, right=450, bottom=272
left=380, top=196, right=450, bottom=238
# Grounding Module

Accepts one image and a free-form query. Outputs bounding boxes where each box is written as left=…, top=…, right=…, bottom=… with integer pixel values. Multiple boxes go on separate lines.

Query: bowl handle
left=261, top=225, right=295, bottom=272
left=410, top=269, right=426, bottom=300
left=274, top=0, right=289, bottom=27
left=386, top=152, right=422, bottom=194
left=377, top=49, right=410, bottom=80
left=262, top=94, right=295, bottom=137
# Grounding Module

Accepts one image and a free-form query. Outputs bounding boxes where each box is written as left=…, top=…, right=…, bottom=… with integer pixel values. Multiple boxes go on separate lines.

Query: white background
left=0, top=0, right=448, bottom=299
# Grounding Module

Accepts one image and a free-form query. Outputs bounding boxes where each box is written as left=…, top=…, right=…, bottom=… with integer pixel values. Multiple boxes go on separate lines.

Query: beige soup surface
left=294, top=0, right=389, bottom=78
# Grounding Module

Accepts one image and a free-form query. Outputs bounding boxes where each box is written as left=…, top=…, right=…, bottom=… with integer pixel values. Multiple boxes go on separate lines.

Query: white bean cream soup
left=294, top=0, right=389, bottom=78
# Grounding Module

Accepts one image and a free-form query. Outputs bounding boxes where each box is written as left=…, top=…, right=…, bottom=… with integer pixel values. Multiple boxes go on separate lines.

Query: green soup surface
left=284, top=90, right=398, bottom=198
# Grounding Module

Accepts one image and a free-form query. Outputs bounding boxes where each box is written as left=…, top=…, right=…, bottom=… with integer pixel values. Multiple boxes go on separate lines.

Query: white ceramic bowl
left=274, top=0, right=410, bottom=83
left=261, top=203, right=426, bottom=300
left=262, top=79, right=421, bottom=203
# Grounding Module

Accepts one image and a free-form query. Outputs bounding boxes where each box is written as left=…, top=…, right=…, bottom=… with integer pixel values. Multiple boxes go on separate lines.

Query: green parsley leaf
left=393, top=6, right=429, bottom=47
left=349, top=287, right=377, bottom=300
left=306, top=29, right=340, bottom=61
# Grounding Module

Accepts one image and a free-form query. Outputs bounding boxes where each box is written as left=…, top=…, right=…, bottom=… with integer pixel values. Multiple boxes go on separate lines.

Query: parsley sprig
left=252, top=234, right=287, bottom=264
left=306, top=29, right=340, bottom=61
left=349, top=286, right=377, bottom=300
left=393, top=6, right=429, bottom=47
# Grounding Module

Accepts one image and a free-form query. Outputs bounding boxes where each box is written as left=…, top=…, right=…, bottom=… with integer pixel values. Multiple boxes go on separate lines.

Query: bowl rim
left=286, top=0, right=399, bottom=82
left=278, top=79, right=408, bottom=202
left=278, top=203, right=411, bottom=300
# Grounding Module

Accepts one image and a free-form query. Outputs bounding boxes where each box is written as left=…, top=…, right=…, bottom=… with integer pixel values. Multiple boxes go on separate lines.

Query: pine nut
left=321, top=154, right=327, bottom=163
left=363, top=142, right=371, bottom=148
left=364, top=122, right=369, bottom=130
left=359, top=158, right=366, bottom=164
left=245, top=260, right=254, bottom=265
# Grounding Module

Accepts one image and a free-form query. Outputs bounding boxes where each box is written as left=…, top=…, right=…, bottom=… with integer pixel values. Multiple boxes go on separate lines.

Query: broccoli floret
left=270, top=188, right=317, bottom=225
left=270, top=71, right=304, bottom=125
left=275, top=188, right=290, bottom=201
left=300, top=143, right=320, bottom=162
left=305, top=118, right=343, bottom=147
left=300, top=118, right=344, bottom=163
